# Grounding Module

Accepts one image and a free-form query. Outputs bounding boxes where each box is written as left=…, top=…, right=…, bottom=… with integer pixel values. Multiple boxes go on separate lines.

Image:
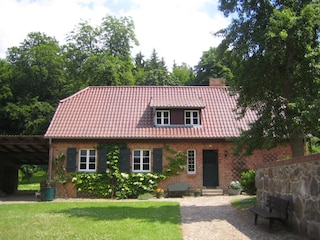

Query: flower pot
left=43, top=187, right=55, bottom=201
left=228, top=189, right=241, bottom=195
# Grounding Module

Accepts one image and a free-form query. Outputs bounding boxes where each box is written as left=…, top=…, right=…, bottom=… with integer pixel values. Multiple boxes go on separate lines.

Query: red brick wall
left=50, top=139, right=291, bottom=197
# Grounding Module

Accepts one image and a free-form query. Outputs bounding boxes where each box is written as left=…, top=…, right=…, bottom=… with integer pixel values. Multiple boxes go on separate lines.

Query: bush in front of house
left=71, top=172, right=165, bottom=199
left=240, top=170, right=256, bottom=195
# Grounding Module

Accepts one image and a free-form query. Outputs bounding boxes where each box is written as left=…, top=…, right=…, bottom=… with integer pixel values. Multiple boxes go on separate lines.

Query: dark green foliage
left=217, top=0, right=320, bottom=157
left=20, top=165, right=38, bottom=182
left=194, top=47, right=234, bottom=85
left=240, top=170, right=256, bottom=195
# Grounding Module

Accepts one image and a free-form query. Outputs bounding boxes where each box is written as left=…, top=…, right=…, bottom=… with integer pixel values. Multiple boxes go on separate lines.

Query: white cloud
left=0, top=0, right=229, bottom=67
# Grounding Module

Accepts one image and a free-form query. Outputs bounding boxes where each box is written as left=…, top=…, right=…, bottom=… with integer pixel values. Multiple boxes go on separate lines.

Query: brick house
left=44, top=84, right=292, bottom=197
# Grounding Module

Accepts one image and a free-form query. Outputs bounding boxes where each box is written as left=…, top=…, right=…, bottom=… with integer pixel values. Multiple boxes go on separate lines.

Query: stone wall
left=255, top=153, right=320, bottom=239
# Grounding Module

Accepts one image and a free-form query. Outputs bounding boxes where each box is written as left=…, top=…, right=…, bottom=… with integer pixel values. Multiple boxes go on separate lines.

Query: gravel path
left=1, top=193, right=310, bottom=239
left=173, top=195, right=309, bottom=240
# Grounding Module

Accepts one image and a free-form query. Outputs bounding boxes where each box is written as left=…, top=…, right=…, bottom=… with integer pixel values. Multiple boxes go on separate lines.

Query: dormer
left=150, top=98, right=205, bottom=127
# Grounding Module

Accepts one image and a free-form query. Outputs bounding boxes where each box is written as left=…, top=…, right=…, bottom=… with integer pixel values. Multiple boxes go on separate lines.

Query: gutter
left=48, top=138, right=53, bottom=181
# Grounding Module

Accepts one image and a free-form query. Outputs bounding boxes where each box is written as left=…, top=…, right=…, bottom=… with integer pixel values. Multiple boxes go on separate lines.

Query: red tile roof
left=45, top=86, right=256, bottom=139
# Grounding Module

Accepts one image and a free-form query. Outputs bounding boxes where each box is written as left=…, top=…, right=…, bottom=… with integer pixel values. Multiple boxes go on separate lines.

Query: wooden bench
left=167, top=182, right=189, bottom=197
left=250, top=195, right=290, bottom=229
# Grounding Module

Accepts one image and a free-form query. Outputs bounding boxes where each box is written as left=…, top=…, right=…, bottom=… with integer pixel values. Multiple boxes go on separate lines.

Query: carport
left=0, top=135, right=49, bottom=194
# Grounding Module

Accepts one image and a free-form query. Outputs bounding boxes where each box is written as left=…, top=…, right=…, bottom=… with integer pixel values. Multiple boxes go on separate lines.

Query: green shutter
left=153, top=148, right=163, bottom=173
left=97, top=148, right=108, bottom=173
left=119, top=148, right=130, bottom=173
left=66, top=148, right=77, bottom=172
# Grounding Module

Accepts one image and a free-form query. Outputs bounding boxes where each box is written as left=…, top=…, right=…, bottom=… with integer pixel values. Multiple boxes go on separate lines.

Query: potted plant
left=227, top=181, right=242, bottom=195
left=194, top=188, right=201, bottom=197
left=155, top=188, right=164, bottom=198
left=40, top=179, right=56, bottom=201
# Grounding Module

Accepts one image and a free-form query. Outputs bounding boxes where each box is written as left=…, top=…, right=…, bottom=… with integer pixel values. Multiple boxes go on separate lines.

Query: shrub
left=240, top=170, right=256, bottom=195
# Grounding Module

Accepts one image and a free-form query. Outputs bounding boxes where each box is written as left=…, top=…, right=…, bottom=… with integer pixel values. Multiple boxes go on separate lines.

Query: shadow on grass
left=54, top=203, right=180, bottom=224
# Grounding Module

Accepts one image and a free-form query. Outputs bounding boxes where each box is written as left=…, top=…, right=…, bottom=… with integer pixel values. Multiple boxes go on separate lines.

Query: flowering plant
left=228, top=181, right=242, bottom=190
left=194, top=188, right=201, bottom=193
left=156, top=188, right=164, bottom=193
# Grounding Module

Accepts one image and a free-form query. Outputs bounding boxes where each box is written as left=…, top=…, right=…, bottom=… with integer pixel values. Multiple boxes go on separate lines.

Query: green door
left=203, top=150, right=219, bottom=187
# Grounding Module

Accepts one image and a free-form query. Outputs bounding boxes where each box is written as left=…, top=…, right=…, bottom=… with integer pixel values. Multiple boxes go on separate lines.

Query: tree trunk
left=290, top=134, right=305, bottom=157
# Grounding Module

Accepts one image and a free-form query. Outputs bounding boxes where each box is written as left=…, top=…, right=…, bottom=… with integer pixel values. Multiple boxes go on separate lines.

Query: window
left=133, top=150, right=151, bottom=172
left=187, top=150, right=196, bottom=174
left=155, top=110, right=170, bottom=125
left=185, top=110, right=199, bottom=125
left=79, top=149, right=96, bottom=172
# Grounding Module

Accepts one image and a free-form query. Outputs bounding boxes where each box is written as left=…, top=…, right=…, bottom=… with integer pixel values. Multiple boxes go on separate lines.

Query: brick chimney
left=209, top=78, right=225, bottom=86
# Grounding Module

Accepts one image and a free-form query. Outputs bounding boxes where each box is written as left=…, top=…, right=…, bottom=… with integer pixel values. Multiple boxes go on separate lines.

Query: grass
left=0, top=201, right=181, bottom=240
left=18, top=170, right=47, bottom=191
left=231, top=196, right=256, bottom=210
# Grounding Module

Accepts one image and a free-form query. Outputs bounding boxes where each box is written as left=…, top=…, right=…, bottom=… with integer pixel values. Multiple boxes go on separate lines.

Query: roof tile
left=45, top=86, right=256, bottom=139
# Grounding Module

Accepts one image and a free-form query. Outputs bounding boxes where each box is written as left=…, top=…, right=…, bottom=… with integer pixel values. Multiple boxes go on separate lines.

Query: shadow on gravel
left=180, top=202, right=310, bottom=240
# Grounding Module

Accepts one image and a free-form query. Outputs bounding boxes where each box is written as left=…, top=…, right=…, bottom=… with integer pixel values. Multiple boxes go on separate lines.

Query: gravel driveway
left=171, top=195, right=309, bottom=240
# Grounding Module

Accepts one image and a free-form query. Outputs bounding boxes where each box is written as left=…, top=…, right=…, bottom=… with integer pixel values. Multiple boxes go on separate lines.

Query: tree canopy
left=217, top=0, right=320, bottom=157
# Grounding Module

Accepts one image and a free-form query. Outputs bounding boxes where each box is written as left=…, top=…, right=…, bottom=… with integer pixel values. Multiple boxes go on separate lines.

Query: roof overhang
left=0, top=135, right=49, bottom=165
left=149, top=98, right=205, bottom=109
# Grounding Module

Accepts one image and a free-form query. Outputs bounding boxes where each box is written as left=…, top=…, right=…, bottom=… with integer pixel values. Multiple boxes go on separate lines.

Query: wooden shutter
left=119, top=148, right=130, bottom=173
left=97, top=148, right=108, bottom=173
left=66, top=147, right=77, bottom=172
left=153, top=148, right=163, bottom=173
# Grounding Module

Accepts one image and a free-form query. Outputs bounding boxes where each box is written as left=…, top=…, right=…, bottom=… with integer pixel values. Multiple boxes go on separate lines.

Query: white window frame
left=155, top=110, right=170, bottom=126
left=185, top=110, right=200, bottom=126
left=132, top=149, right=151, bottom=173
left=78, top=149, right=96, bottom=172
left=187, top=150, right=196, bottom=174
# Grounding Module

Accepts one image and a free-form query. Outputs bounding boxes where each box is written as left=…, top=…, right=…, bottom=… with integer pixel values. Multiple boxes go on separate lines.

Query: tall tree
left=137, top=49, right=172, bottom=85
left=64, top=15, right=137, bottom=88
left=171, top=62, right=195, bottom=86
left=0, top=59, right=13, bottom=134
left=194, top=47, right=233, bottom=85
left=4, top=32, right=63, bottom=134
left=217, top=0, right=320, bottom=157
left=7, top=32, right=65, bottom=103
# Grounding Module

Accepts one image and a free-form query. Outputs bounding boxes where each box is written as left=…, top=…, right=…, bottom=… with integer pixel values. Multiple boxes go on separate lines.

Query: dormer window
left=155, top=110, right=170, bottom=125
left=150, top=97, right=204, bottom=127
left=185, top=110, right=199, bottom=125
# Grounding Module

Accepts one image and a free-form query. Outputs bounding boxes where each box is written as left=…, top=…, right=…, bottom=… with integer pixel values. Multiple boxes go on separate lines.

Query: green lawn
left=231, top=196, right=256, bottom=210
left=18, top=170, right=47, bottom=191
left=0, top=201, right=181, bottom=240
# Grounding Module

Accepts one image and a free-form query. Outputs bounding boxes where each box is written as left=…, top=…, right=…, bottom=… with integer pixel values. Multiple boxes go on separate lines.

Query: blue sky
left=0, top=0, right=230, bottom=67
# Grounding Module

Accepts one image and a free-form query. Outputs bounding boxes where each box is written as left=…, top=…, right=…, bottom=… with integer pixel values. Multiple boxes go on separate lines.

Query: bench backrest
left=168, top=182, right=188, bottom=191
left=266, top=196, right=290, bottom=213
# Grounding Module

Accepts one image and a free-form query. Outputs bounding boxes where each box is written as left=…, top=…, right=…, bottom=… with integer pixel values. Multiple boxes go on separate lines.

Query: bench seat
left=167, top=182, right=189, bottom=197
left=250, top=195, right=290, bottom=229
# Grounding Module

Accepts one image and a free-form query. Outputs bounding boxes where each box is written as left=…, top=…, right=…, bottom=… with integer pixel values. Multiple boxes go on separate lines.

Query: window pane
left=143, top=150, right=149, bottom=157
left=89, top=164, right=95, bottom=169
left=164, top=112, right=168, bottom=117
left=80, top=163, right=86, bottom=169
left=193, top=112, right=198, bottom=117
left=134, top=150, right=140, bottom=157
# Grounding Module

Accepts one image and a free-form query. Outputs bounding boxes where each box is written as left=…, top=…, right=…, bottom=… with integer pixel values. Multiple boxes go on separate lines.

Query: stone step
left=201, top=188, right=224, bottom=196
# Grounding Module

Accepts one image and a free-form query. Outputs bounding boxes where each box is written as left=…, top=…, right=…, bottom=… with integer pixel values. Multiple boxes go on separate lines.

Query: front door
left=203, top=150, right=219, bottom=187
